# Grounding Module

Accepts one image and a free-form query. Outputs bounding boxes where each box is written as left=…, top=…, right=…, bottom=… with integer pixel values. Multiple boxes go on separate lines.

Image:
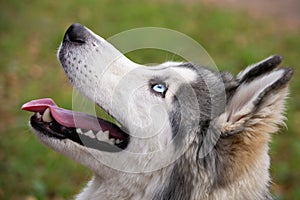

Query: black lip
left=30, top=114, right=129, bottom=152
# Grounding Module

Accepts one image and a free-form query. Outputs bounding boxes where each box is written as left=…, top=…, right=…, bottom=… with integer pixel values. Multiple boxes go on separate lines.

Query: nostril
left=63, top=23, right=87, bottom=44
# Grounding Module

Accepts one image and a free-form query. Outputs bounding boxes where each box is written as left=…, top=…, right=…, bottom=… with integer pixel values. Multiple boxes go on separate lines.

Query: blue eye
left=152, top=83, right=167, bottom=94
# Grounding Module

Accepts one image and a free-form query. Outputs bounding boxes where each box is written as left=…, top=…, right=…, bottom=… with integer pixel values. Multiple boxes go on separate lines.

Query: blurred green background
left=1, top=0, right=299, bottom=199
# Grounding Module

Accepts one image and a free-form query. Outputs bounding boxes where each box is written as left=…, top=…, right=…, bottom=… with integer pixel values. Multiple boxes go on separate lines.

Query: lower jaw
left=30, top=114, right=129, bottom=152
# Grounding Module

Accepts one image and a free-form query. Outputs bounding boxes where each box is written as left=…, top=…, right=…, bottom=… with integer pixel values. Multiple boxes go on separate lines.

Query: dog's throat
left=22, top=98, right=129, bottom=151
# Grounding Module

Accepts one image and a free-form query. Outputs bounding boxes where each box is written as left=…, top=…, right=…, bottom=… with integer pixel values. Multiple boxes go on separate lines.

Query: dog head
left=22, top=24, right=292, bottom=197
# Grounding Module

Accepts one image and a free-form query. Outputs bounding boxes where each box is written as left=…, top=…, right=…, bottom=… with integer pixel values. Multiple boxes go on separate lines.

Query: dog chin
left=31, top=127, right=132, bottom=175
left=31, top=127, right=100, bottom=169
left=32, top=127, right=82, bottom=154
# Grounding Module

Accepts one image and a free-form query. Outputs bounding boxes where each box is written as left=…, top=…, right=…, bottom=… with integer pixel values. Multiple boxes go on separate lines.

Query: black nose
left=63, top=23, right=87, bottom=43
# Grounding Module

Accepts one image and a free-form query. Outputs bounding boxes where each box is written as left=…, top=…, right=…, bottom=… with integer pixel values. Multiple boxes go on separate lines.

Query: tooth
left=76, top=128, right=83, bottom=134
left=84, top=130, right=95, bottom=139
left=36, top=112, right=42, bottom=118
left=42, top=108, right=53, bottom=122
left=115, top=139, right=120, bottom=144
left=96, top=130, right=109, bottom=141
left=109, top=138, right=115, bottom=145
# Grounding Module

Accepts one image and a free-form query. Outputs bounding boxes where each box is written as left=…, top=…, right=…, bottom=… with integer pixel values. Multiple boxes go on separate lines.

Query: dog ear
left=221, top=55, right=283, bottom=102
left=216, top=63, right=293, bottom=137
left=236, top=55, right=282, bottom=84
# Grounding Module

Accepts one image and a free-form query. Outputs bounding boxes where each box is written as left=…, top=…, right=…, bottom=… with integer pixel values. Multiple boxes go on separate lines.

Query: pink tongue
left=21, top=98, right=124, bottom=138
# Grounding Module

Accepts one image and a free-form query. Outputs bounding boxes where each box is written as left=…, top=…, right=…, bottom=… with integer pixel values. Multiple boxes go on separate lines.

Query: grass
left=1, top=0, right=300, bottom=199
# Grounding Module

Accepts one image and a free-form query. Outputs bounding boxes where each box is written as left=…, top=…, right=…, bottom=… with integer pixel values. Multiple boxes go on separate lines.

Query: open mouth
left=22, top=98, right=129, bottom=152
left=22, top=24, right=130, bottom=152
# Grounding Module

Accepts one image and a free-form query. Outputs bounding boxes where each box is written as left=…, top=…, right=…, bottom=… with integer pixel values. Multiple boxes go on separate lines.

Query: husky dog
left=22, top=23, right=293, bottom=200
